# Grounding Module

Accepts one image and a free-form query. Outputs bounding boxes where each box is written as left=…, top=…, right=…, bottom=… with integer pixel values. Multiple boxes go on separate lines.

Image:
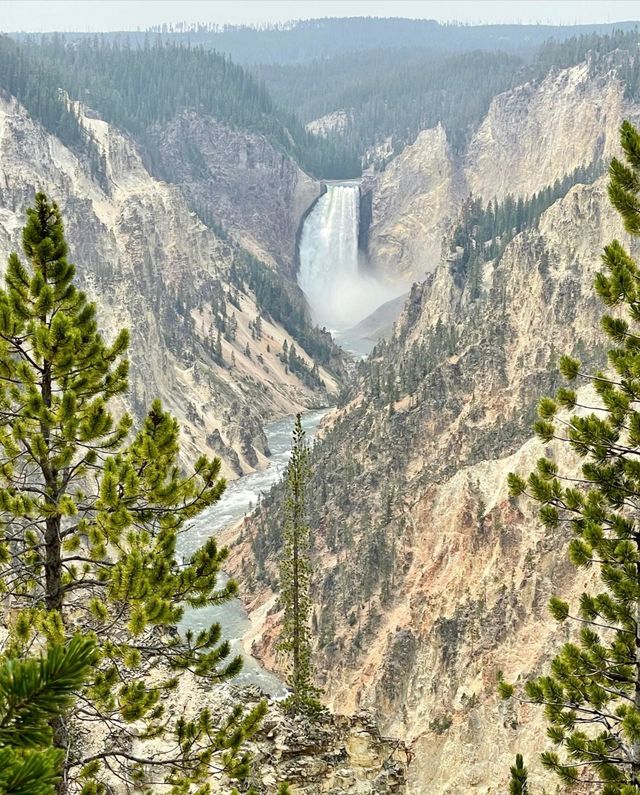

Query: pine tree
left=0, top=195, right=266, bottom=791
left=278, top=414, right=321, bottom=714
left=509, top=754, right=528, bottom=795
left=0, top=636, right=97, bottom=795
left=502, top=122, right=640, bottom=792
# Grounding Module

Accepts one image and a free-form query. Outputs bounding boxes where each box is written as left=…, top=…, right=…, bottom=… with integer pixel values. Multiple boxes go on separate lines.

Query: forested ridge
left=0, top=35, right=360, bottom=179
left=2, top=24, right=640, bottom=181
left=0, top=36, right=107, bottom=185
left=63, top=17, right=640, bottom=64
left=257, top=49, right=524, bottom=157
left=257, top=27, right=640, bottom=163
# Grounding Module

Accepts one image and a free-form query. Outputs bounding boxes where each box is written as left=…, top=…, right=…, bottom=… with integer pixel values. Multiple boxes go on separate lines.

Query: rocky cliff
left=367, top=123, right=454, bottom=284
left=85, top=672, right=408, bottom=794
left=232, top=164, right=639, bottom=792
left=149, top=112, right=320, bottom=272
left=0, top=94, right=335, bottom=475
left=244, top=695, right=408, bottom=794
left=366, top=61, right=633, bottom=284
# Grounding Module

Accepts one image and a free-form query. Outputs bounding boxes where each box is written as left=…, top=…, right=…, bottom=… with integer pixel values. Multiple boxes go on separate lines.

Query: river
left=178, top=408, right=327, bottom=696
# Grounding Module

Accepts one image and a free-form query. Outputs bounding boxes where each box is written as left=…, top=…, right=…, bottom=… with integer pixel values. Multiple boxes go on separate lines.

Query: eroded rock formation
left=231, top=60, right=640, bottom=791
left=366, top=61, right=635, bottom=284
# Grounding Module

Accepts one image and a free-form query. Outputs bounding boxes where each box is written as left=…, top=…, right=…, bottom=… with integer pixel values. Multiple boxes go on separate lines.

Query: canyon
left=0, top=92, right=338, bottom=477
left=0, top=24, right=638, bottom=794
left=231, top=56, right=640, bottom=793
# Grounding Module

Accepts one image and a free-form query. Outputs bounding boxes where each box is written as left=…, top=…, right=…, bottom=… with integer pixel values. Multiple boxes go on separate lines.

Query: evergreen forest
left=1, top=24, right=639, bottom=180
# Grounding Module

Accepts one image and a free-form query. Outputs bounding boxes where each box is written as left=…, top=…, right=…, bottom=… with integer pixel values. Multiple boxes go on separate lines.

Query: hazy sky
left=1, top=1, right=640, bottom=32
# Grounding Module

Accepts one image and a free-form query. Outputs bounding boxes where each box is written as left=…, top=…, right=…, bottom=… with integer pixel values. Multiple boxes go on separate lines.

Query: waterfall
left=298, top=183, right=395, bottom=331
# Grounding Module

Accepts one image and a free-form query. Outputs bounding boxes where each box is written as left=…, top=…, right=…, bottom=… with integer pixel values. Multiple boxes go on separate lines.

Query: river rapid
left=178, top=409, right=327, bottom=696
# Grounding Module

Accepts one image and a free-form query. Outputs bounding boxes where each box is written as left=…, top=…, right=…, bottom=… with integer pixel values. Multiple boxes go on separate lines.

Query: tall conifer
left=278, top=414, right=321, bottom=713
left=503, top=121, right=640, bottom=792
left=0, top=195, right=265, bottom=792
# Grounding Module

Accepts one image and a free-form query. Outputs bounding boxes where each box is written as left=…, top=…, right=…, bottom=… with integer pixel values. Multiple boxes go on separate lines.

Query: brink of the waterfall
left=298, top=183, right=399, bottom=331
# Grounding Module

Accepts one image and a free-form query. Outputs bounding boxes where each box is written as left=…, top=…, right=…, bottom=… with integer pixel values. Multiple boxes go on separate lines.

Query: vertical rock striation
left=366, top=61, right=635, bottom=285
left=148, top=112, right=320, bottom=272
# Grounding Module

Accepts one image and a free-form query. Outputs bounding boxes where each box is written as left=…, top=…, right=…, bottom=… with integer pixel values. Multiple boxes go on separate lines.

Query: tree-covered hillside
left=0, top=36, right=107, bottom=185
left=257, top=48, right=524, bottom=156
left=0, top=35, right=360, bottom=179
left=257, top=27, right=640, bottom=163
left=57, top=18, right=640, bottom=65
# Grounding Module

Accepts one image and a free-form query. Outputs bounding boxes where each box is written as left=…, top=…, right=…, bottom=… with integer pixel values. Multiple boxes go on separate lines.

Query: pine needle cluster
left=0, top=636, right=96, bottom=795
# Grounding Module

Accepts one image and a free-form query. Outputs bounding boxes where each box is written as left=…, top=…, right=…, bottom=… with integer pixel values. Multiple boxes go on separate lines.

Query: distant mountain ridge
left=24, top=17, right=640, bottom=64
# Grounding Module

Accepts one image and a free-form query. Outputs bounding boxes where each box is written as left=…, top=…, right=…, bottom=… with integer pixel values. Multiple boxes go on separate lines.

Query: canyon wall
left=149, top=112, right=320, bottom=272
left=366, top=61, right=635, bottom=284
left=234, top=130, right=640, bottom=792
left=0, top=94, right=334, bottom=474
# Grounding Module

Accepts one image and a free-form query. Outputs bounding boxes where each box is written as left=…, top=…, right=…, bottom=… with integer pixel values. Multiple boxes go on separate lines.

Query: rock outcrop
left=306, top=110, right=353, bottom=139
left=368, top=124, right=454, bottom=281
left=464, top=61, right=623, bottom=200
left=150, top=112, right=320, bottom=273
left=252, top=702, right=408, bottom=793
left=85, top=673, right=408, bottom=794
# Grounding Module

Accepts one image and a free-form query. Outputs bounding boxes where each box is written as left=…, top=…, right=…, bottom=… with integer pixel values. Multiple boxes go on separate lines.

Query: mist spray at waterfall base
left=298, top=183, right=403, bottom=335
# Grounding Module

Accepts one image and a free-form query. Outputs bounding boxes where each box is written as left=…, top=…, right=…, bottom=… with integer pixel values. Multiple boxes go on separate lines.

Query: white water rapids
left=298, top=183, right=399, bottom=335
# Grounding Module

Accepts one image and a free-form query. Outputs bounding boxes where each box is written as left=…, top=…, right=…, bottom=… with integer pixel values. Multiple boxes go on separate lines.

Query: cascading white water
left=298, top=183, right=395, bottom=331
